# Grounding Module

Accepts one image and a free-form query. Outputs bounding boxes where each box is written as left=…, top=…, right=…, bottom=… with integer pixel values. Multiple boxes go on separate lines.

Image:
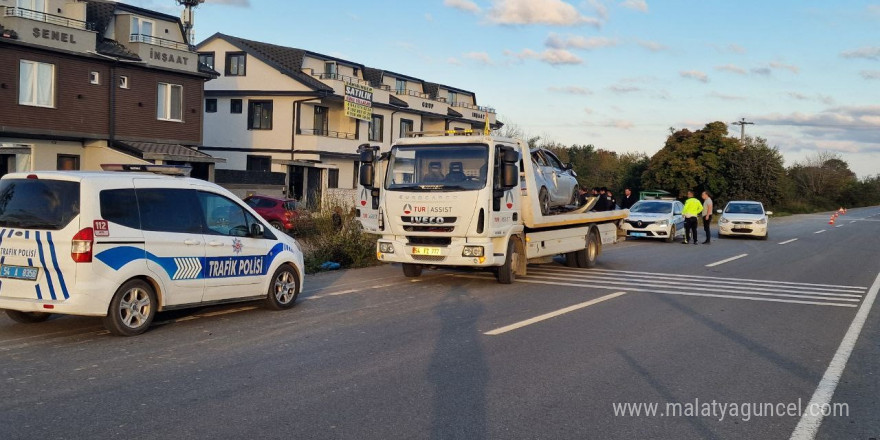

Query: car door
left=132, top=181, right=205, bottom=307
left=542, top=150, right=573, bottom=202
left=672, top=201, right=685, bottom=231
left=198, top=190, right=270, bottom=302
left=532, top=150, right=559, bottom=199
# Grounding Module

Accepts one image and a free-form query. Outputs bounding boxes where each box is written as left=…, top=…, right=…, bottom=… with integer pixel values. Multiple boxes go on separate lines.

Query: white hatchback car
left=530, top=148, right=579, bottom=214
left=717, top=201, right=772, bottom=240
left=621, top=199, right=685, bottom=242
left=0, top=166, right=305, bottom=336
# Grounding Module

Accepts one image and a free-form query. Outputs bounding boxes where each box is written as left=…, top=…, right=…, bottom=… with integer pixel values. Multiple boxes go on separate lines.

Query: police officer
left=682, top=190, right=703, bottom=245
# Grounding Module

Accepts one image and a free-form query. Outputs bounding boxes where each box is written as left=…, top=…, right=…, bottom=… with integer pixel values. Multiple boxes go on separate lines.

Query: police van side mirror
left=359, top=163, right=375, bottom=188
left=251, top=223, right=264, bottom=237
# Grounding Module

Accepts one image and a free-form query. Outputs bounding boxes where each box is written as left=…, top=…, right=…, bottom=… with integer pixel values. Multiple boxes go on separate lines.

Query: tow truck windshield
left=385, top=144, right=489, bottom=191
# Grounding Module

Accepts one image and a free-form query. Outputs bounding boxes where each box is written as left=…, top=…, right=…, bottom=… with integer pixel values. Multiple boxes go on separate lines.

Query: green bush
left=292, top=202, right=378, bottom=274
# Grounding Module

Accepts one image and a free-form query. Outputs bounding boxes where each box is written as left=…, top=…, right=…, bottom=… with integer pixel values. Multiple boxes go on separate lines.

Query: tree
left=725, top=137, right=786, bottom=207
left=787, top=151, right=858, bottom=208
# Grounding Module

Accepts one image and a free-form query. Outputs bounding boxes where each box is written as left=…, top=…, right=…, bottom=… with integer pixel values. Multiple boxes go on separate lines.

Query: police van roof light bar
left=100, top=164, right=192, bottom=176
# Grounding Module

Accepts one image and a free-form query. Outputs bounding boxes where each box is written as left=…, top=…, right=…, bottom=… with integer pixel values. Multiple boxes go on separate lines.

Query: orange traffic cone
left=829, top=216, right=835, bottom=225
left=843, top=208, right=847, bottom=215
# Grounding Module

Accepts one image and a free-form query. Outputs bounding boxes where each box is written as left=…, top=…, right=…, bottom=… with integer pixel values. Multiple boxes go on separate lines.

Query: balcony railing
left=129, top=33, right=190, bottom=51
left=315, top=73, right=372, bottom=87
left=4, top=6, right=93, bottom=31
left=300, top=129, right=357, bottom=140
left=395, top=88, right=431, bottom=100
left=451, top=101, right=496, bottom=114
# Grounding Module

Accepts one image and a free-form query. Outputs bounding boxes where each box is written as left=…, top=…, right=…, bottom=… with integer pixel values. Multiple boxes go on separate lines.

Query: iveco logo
left=411, top=216, right=445, bottom=224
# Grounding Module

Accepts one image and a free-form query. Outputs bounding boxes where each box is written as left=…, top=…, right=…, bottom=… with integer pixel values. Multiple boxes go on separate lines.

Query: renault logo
left=637, top=220, right=643, bottom=227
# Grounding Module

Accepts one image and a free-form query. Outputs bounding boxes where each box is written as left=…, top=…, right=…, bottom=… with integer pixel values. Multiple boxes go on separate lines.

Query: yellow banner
left=344, top=83, right=373, bottom=121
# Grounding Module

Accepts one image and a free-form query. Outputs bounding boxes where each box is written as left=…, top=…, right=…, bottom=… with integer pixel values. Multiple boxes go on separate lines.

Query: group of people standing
left=579, top=186, right=642, bottom=212
left=682, top=191, right=713, bottom=245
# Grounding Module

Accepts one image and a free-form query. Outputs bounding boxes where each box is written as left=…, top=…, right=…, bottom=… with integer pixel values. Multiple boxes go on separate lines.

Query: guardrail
left=300, top=129, right=357, bottom=140
left=129, top=33, right=190, bottom=51
left=4, top=6, right=93, bottom=31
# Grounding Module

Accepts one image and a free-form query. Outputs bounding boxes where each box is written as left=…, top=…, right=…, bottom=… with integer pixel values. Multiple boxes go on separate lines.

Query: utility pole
left=731, top=118, right=754, bottom=144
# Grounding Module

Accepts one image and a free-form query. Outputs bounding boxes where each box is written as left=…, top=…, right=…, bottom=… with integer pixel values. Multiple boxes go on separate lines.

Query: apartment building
left=0, top=0, right=221, bottom=179
left=196, top=33, right=499, bottom=204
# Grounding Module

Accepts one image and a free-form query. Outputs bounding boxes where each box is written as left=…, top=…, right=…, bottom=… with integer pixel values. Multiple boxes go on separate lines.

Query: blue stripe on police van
left=35, top=232, right=57, bottom=301
left=6, top=229, right=13, bottom=238
left=46, top=232, right=69, bottom=300
left=25, top=231, right=29, bottom=240
left=28, top=258, right=41, bottom=300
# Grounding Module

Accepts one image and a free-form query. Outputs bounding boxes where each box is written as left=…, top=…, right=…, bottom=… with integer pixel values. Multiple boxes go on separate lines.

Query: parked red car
left=244, top=195, right=298, bottom=231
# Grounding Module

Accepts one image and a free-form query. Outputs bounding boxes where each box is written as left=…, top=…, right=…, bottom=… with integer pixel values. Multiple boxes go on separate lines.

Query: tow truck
left=355, top=131, right=627, bottom=283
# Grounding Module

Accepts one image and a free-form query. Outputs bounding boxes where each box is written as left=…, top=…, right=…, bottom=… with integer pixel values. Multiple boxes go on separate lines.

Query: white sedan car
left=621, top=199, right=685, bottom=242
left=717, top=201, right=772, bottom=240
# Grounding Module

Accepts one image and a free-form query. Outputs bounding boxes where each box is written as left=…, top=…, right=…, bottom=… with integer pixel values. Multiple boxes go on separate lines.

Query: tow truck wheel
left=539, top=187, right=551, bottom=215
left=103, top=279, right=157, bottom=336
left=665, top=226, right=676, bottom=243
left=497, top=240, right=517, bottom=284
left=565, top=252, right=579, bottom=267
left=402, top=263, right=423, bottom=278
left=266, top=265, right=301, bottom=310
left=5, top=310, right=51, bottom=324
left=582, top=230, right=600, bottom=268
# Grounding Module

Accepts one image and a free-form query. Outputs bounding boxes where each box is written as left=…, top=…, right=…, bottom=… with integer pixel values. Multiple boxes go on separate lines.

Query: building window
left=369, top=114, right=383, bottom=142
left=198, top=52, right=215, bottom=69
left=399, top=118, right=414, bottom=138
left=57, top=154, right=80, bottom=171
left=353, top=67, right=360, bottom=77
left=448, top=91, right=457, bottom=105
left=328, top=169, right=339, bottom=189
left=89, top=71, right=100, bottom=85
left=395, top=78, right=406, bottom=93
left=205, top=98, right=217, bottom=113
left=313, top=106, right=329, bottom=135
left=225, top=52, right=246, bottom=76
left=246, top=155, right=271, bottom=172
left=157, top=82, right=183, bottom=122
left=352, top=161, right=360, bottom=188
left=19, top=60, right=54, bottom=108
left=131, top=16, right=154, bottom=39
left=119, top=75, right=129, bottom=89
left=230, top=99, right=242, bottom=114
left=247, top=100, right=273, bottom=130
left=16, top=0, right=46, bottom=13
left=324, top=62, right=336, bottom=78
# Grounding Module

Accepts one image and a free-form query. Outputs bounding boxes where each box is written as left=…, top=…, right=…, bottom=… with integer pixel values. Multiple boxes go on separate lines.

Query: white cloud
left=786, top=92, right=835, bottom=105
left=620, top=0, right=648, bottom=13
left=769, top=61, right=799, bottom=74
left=611, top=119, right=635, bottom=129
left=680, top=70, right=709, bottom=83
left=754, top=106, right=880, bottom=147
left=545, top=33, right=619, bottom=49
left=487, top=0, right=601, bottom=27
left=715, top=64, right=746, bottom=75
left=841, top=46, right=880, bottom=60
left=710, top=43, right=746, bottom=54
left=464, top=51, right=494, bottom=65
left=588, top=0, right=608, bottom=20
left=584, top=107, right=594, bottom=114
left=444, top=0, right=481, bottom=13
left=862, top=70, right=880, bottom=80
left=708, top=92, right=746, bottom=101
left=608, top=85, right=641, bottom=93
left=751, top=67, right=772, bottom=76
left=548, top=86, right=593, bottom=95
left=447, top=57, right=463, bottom=66
left=516, top=48, right=583, bottom=65
left=636, top=40, right=667, bottom=52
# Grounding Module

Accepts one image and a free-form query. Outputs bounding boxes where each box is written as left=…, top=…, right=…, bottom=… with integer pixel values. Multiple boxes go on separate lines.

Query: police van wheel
left=402, top=264, right=423, bottom=278
left=665, top=226, right=676, bottom=243
left=496, top=240, right=517, bottom=284
left=5, top=309, right=52, bottom=324
left=266, top=265, right=300, bottom=310
left=104, top=280, right=157, bottom=336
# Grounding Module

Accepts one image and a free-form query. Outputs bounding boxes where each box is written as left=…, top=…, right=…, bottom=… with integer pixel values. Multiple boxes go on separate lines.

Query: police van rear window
left=0, top=179, right=80, bottom=230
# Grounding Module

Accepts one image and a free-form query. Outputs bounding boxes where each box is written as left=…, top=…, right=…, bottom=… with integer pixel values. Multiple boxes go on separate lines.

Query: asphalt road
left=1, top=207, right=879, bottom=440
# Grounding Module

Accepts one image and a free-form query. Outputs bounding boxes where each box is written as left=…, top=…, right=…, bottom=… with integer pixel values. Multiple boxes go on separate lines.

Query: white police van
left=0, top=165, right=305, bottom=336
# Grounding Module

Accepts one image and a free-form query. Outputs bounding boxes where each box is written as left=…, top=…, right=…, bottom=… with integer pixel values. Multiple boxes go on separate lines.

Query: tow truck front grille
left=412, top=255, right=447, bottom=262
left=407, top=236, right=452, bottom=246
left=404, top=226, right=454, bottom=233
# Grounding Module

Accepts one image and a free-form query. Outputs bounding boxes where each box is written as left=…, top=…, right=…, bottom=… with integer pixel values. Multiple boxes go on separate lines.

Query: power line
left=731, top=118, right=754, bottom=143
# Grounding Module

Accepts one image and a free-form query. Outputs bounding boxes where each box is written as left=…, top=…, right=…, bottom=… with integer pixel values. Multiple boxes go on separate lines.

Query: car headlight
left=378, top=242, right=395, bottom=253
left=656, top=219, right=669, bottom=226
left=720, top=217, right=730, bottom=224
left=756, top=218, right=767, bottom=225
left=462, top=246, right=484, bottom=257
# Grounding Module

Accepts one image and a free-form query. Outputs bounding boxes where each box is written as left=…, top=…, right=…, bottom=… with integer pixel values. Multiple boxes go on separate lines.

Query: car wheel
left=265, top=265, right=300, bottom=310
left=496, top=239, right=518, bottom=284
left=570, top=187, right=579, bottom=206
left=103, top=279, right=157, bottom=336
left=269, top=220, right=285, bottom=231
left=760, top=232, right=768, bottom=241
left=402, top=263, right=423, bottom=278
left=665, top=225, right=676, bottom=243
left=539, top=187, right=551, bottom=215
left=5, top=309, right=51, bottom=324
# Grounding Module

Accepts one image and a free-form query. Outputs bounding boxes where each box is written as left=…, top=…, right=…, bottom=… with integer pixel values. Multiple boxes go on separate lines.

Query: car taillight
left=284, top=211, right=294, bottom=220
left=71, top=227, right=94, bottom=263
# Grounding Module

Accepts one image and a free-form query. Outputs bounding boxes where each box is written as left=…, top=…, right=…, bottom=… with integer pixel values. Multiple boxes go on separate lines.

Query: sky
left=127, top=0, right=880, bottom=178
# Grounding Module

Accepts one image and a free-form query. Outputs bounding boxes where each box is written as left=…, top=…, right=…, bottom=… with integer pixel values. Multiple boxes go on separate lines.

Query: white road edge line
left=778, top=238, right=799, bottom=245
left=484, top=291, right=627, bottom=336
left=815, top=230, right=826, bottom=234
left=706, top=254, right=748, bottom=268
left=790, top=271, right=880, bottom=440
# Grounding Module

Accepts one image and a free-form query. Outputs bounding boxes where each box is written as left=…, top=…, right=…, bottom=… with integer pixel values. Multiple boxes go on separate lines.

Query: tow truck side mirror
left=499, top=146, right=519, bottom=189
left=359, top=163, right=374, bottom=188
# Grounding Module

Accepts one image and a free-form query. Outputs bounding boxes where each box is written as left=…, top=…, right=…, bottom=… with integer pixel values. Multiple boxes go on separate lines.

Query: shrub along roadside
left=291, top=203, right=378, bottom=274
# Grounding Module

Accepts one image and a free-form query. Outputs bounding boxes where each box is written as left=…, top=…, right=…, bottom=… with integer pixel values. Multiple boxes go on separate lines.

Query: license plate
left=411, top=246, right=442, bottom=256
left=0, top=264, right=39, bottom=281
left=631, top=232, right=647, bottom=237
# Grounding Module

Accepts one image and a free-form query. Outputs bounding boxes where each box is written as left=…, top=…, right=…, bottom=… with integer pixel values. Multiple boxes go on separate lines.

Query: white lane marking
left=778, top=238, right=799, bottom=245
left=706, top=253, right=748, bottom=268
left=196, top=306, right=258, bottom=318
left=580, top=267, right=867, bottom=290
left=815, top=230, right=826, bottom=234
left=485, top=291, right=627, bottom=335
left=790, top=271, right=880, bottom=439
left=850, top=221, right=856, bottom=224
left=528, top=268, right=863, bottom=298
left=306, top=279, right=424, bottom=300
left=835, top=225, right=844, bottom=228
left=454, top=275, right=858, bottom=308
